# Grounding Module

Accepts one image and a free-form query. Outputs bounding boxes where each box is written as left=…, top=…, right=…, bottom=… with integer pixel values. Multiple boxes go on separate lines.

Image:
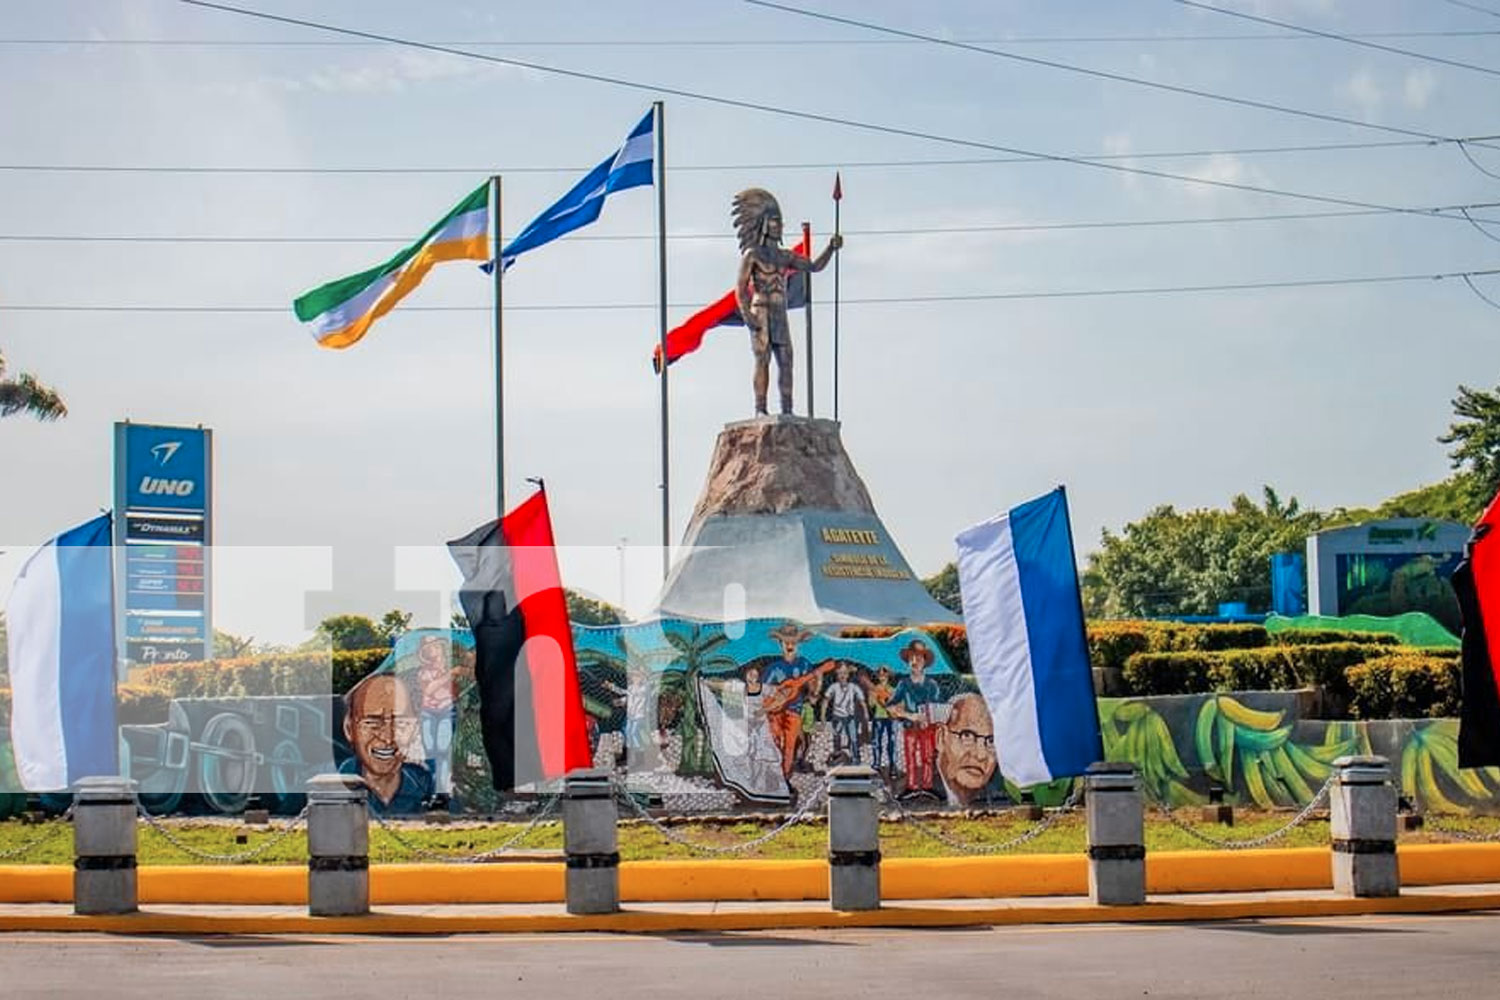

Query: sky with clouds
left=2, top=0, right=1499, bottom=643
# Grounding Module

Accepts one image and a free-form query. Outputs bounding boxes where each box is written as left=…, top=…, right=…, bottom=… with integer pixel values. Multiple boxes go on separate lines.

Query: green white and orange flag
left=293, top=182, right=489, bottom=349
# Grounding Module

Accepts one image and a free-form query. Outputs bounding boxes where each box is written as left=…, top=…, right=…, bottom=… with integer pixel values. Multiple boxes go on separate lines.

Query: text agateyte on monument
left=731, top=188, right=842, bottom=417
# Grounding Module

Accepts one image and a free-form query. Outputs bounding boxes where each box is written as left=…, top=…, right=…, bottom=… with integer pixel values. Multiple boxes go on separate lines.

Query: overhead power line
left=172, top=2, right=1497, bottom=227
left=1442, top=0, right=1500, bottom=22
left=1170, top=0, right=1500, bottom=78
left=4, top=205, right=1499, bottom=245
left=7, top=30, right=1500, bottom=46
left=743, top=0, right=1496, bottom=145
left=3, top=268, right=1496, bottom=313
left=0, top=138, right=1447, bottom=176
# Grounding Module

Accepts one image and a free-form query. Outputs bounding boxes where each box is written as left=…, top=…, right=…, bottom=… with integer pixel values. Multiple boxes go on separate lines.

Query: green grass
left=14, top=808, right=1492, bottom=865
left=2, top=810, right=1495, bottom=866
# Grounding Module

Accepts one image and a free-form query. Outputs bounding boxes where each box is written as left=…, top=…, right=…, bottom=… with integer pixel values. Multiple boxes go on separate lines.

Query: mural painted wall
left=4, top=621, right=1499, bottom=818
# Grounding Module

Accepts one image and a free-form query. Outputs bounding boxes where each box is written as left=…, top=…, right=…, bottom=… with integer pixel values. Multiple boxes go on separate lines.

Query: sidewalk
left=3, top=883, right=1499, bottom=935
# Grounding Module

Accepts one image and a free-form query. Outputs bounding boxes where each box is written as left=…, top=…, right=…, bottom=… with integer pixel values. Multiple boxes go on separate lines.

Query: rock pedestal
left=655, top=416, right=957, bottom=626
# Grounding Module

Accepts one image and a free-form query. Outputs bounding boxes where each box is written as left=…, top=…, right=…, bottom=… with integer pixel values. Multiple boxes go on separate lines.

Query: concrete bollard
left=563, top=769, right=619, bottom=915
left=72, top=776, right=138, bottom=916
left=1085, top=763, right=1145, bottom=906
left=1331, top=755, right=1399, bottom=898
left=306, top=773, right=369, bottom=917
left=828, top=765, right=880, bottom=911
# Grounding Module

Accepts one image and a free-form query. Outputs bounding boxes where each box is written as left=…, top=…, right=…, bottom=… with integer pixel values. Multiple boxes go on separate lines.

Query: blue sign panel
left=114, top=422, right=213, bottom=672
left=120, top=425, right=209, bottom=513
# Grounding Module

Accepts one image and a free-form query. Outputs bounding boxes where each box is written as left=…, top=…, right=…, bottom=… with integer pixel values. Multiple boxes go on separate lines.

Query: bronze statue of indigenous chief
left=732, top=188, right=843, bottom=416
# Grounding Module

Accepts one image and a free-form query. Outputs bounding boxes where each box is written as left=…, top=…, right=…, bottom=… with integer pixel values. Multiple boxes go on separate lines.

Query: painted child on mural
left=862, top=664, right=899, bottom=779
left=888, top=640, right=942, bottom=797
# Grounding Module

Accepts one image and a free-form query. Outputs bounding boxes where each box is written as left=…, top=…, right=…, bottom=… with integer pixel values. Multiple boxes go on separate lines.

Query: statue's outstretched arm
left=788, top=234, right=844, bottom=274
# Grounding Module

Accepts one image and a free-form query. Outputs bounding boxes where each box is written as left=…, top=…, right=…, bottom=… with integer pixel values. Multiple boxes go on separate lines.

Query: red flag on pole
left=448, top=488, right=593, bottom=790
left=652, top=234, right=810, bottom=372
left=1456, top=489, right=1500, bottom=766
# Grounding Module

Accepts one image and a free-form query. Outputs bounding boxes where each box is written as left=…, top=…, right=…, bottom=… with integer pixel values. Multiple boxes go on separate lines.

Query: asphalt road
left=4, top=913, right=1498, bottom=998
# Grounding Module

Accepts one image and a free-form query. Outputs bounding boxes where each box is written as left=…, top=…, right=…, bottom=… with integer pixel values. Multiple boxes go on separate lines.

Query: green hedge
left=1120, top=642, right=1395, bottom=699
left=1269, top=629, right=1401, bottom=648
left=1347, top=655, right=1463, bottom=720
left=1121, top=649, right=1300, bottom=695
left=134, top=648, right=390, bottom=699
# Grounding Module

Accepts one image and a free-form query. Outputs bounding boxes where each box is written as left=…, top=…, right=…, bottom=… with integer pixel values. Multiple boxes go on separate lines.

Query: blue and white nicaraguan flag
left=955, top=487, right=1102, bottom=787
left=4, top=513, right=118, bottom=791
left=489, top=108, right=654, bottom=271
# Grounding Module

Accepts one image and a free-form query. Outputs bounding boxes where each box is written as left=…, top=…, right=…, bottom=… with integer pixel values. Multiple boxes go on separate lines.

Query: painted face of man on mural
left=340, top=674, right=433, bottom=814
left=935, top=692, right=998, bottom=807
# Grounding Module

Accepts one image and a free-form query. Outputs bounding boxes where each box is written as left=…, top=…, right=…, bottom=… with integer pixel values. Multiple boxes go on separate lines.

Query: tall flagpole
left=655, top=100, right=670, bottom=581
left=491, top=174, right=505, bottom=520
left=802, top=220, right=814, bottom=419
left=832, top=173, right=842, bottom=423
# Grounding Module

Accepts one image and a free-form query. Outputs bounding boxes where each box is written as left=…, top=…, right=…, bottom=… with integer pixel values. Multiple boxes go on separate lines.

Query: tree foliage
left=1082, top=487, right=1325, bottom=619
left=376, top=608, right=413, bottom=643
left=1439, top=383, right=1500, bottom=512
left=212, top=629, right=256, bottom=659
left=0, top=349, right=66, bottom=421
left=921, top=562, right=963, bottom=616
left=566, top=590, right=623, bottom=626
left=312, top=614, right=384, bottom=652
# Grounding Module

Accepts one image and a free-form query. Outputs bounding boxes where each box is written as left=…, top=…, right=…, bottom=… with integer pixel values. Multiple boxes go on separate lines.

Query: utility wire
left=0, top=138, right=1446, bottom=176
left=744, top=1, right=1497, bottom=147
left=1170, top=0, right=1500, bottom=78
left=1463, top=273, right=1500, bottom=310
left=7, top=31, right=1500, bottom=46
left=1460, top=208, right=1500, bottom=244
left=5, top=205, right=1500, bottom=245
left=1443, top=0, right=1500, bottom=22
left=3, top=268, right=1497, bottom=312
left=1458, top=141, right=1500, bottom=181
left=173, top=2, right=1498, bottom=226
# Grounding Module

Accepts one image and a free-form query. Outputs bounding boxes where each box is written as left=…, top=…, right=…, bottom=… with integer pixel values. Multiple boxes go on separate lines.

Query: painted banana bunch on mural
left=1101, top=700, right=1202, bottom=806
left=1401, top=719, right=1500, bottom=815
left=1193, top=696, right=1361, bottom=809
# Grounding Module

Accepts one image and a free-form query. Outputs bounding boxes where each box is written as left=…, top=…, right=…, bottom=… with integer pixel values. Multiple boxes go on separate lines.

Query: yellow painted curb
left=2, top=892, right=1499, bottom=936
left=3, top=844, right=1498, bottom=906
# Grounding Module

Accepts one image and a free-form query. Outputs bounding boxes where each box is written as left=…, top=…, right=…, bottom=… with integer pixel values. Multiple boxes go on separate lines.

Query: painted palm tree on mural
left=659, top=625, right=737, bottom=779
left=0, top=350, right=66, bottom=420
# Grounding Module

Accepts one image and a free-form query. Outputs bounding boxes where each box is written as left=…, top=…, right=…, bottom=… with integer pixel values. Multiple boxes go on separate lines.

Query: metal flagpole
left=802, top=220, right=814, bottom=419
left=491, top=174, right=505, bottom=520
left=655, top=101, right=670, bottom=581
left=832, top=173, right=842, bottom=423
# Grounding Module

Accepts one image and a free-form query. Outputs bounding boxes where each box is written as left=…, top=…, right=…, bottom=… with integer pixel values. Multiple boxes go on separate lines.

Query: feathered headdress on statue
left=732, top=188, right=782, bottom=253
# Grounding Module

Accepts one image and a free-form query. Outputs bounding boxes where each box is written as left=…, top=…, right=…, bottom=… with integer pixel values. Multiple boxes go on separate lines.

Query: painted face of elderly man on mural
left=935, top=692, right=998, bottom=807
left=340, top=674, right=433, bottom=814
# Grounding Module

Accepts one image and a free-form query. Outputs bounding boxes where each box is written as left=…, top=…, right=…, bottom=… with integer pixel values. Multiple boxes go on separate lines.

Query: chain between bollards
left=134, top=795, right=310, bottom=864
left=368, top=795, right=561, bottom=862
left=878, top=785, right=1081, bottom=854
left=614, top=778, right=832, bottom=855
left=0, top=805, right=74, bottom=860
left=1145, top=776, right=1334, bottom=850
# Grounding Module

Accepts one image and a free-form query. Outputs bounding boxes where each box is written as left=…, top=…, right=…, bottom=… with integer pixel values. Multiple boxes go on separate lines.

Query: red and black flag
left=1455, top=489, right=1500, bottom=767
left=652, top=234, right=811, bottom=372
left=447, top=488, right=592, bottom=791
